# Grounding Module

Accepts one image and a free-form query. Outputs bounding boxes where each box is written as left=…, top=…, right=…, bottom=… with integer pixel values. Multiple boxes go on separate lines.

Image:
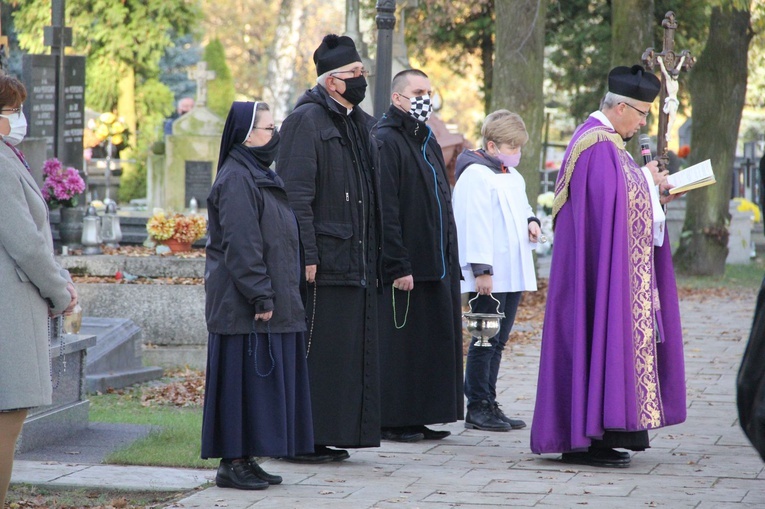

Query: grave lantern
left=81, top=205, right=102, bottom=255
left=101, top=201, right=122, bottom=248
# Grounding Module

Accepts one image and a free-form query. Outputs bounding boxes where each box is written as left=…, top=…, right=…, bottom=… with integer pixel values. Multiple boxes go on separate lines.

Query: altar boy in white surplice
left=452, top=110, right=540, bottom=433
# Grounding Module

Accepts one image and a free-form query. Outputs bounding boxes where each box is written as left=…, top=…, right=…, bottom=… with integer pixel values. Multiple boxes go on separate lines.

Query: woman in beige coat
left=0, top=74, right=78, bottom=507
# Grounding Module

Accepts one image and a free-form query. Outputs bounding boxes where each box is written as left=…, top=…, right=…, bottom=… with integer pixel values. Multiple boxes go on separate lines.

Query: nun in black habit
left=202, top=101, right=314, bottom=490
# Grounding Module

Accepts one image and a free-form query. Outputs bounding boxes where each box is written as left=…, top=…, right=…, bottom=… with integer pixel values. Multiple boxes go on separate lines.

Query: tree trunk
left=262, top=0, right=303, bottom=122
left=611, top=0, right=654, bottom=69
left=491, top=0, right=547, bottom=208
left=117, top=63, right=137, bottom=154
left=481, top=32, right=494, bottom=116
left=673, top=5, right=752, bottom=275
left=611, top=0, right=654, bottom=157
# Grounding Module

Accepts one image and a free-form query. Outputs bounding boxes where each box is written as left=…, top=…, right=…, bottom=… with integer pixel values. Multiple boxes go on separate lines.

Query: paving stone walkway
left=12, top=285, right=765, bottom=508
left=166, top=287, right=765, bottom=508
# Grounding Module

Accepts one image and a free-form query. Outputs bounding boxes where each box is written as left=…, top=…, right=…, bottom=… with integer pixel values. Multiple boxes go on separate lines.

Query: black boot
left=247, top=458, right=282, bottom=485
left=492, top=402, right=527, bottom=429
left=465, top=400, right=512, bottom=431
left=216, top=459, right=269, bottom=490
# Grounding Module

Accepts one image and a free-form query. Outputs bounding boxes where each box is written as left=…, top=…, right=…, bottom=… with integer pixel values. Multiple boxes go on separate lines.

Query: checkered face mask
left=402, top=93, right=433, bottom=123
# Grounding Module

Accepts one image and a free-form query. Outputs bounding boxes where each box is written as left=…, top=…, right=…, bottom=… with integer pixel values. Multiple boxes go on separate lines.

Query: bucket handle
left=467, top=293, right=502, bottom=315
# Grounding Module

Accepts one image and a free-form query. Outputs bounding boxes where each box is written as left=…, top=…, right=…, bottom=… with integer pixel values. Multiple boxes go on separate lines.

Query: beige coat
left=0, top=143, right=72, bottom=410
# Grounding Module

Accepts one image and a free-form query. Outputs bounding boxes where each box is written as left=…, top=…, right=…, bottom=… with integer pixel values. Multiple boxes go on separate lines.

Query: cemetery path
left=11, top=283, right=765, bottom=508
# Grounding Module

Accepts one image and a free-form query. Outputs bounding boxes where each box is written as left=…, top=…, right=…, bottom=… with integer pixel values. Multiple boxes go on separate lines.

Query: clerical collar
left=590, top=110, right=627, bottom=146
left=329, top=95, right=353, bottom=116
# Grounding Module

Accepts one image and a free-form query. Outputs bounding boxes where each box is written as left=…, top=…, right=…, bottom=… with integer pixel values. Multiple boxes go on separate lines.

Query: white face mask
left=0, top=111, right=28, bottom=146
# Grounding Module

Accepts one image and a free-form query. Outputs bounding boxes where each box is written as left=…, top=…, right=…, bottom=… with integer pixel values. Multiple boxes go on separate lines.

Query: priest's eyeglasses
left=0, top=107, right=22, bottom=120
left=330, top=68, right=371, bottom=79
left=621, top=102, right=650, bottom=119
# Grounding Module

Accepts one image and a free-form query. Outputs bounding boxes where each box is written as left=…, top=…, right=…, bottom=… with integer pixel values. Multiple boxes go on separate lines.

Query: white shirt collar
left=589, top=110, right=613, bottom=130
left=330, top=95, right=353, bottom=115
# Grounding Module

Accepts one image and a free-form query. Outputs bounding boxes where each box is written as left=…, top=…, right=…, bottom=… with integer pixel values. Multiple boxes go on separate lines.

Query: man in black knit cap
left=278, top=34, right=384, bottom=463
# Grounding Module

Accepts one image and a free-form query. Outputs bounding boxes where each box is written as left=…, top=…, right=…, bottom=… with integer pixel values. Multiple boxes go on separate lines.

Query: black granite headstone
left=185, top=160, right=212, bottom=206
left=22, top=54, right=85, bottom=172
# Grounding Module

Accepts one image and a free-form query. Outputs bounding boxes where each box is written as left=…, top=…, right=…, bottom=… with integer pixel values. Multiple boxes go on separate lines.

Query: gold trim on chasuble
left=552, top=127, right=624, bottom=225
left=619, top=149, right=664, bottom=429
left=554, top=126, right=664, bottom=429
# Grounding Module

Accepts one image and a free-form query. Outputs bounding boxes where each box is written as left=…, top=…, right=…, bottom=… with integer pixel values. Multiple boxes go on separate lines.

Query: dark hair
left=391, top=69, right=428, bottom=94
left=0, top=73, right=27, bottom=110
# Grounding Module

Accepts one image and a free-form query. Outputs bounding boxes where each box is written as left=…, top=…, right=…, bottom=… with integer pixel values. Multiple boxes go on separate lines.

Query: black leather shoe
left=411, top=425, right=451, bottom=440
left=381, top=427, right=425, bottom=442
left=465, top=400, right=512, bottom=431
left=560, top=448, right=631, bottom=468
left=492, top=402, right=527, bottom=429
left=216, top=459, right=269, bottom=490
left=282, top=451, right=335, bottom=464
left=315, top=445, right=350, bottom=461
left=247, top=458, right=282, bottom=485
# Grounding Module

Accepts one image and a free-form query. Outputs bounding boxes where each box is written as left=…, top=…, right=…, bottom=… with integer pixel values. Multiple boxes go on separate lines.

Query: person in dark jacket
left=737, top=275, right=765, bottom=462
left=202, top=101, right=314, bottom=489
left=375, top=69, right=463, bottom=443
left=277, top=34, right=383, bottom=463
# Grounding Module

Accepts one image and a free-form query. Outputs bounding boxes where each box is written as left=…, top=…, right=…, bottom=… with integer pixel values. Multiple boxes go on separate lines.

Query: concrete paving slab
left=11, top=287, right=765, bottom=508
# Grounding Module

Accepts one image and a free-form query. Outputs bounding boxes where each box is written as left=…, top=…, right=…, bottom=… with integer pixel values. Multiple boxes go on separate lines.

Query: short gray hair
left=602, top=92, right=632, bottom=110
left=317, top=71, right=332, bottom=87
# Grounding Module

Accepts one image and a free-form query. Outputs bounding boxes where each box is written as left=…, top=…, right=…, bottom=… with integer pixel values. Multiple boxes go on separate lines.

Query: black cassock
left=376, top=105, right=464, bottom=428
left=737, top=275, right=765, bottom=461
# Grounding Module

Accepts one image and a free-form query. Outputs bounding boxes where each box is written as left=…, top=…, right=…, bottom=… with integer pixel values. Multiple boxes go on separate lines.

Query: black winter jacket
left=278, top=85, right=383, bottom=287
left=205, top=148, right=305, bottom=334
left=374, top=105, right=459, bottom=283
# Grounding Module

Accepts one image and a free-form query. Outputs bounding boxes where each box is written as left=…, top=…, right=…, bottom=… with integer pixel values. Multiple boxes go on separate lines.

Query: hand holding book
left=665, top=159, right=715, bottom=195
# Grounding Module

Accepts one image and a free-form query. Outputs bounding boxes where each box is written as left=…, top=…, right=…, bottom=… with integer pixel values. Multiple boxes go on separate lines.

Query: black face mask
left=337, top=76, right=367, bottom=106
left=245, top=131, right=280, bottom=168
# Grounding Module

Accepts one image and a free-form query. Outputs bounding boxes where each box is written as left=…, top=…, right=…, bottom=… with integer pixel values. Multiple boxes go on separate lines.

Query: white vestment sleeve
left=640, top=166, right=666, bottom=247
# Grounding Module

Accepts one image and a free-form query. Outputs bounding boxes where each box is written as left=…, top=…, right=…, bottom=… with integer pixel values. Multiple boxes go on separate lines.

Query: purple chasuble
left=530, top=115, right=686, bottom=454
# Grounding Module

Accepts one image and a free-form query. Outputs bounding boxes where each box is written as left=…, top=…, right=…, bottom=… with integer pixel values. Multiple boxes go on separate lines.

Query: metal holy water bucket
left=462, top=294, right=505, bottom=347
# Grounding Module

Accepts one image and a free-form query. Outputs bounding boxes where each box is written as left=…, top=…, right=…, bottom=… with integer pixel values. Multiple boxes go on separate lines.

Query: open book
left=666, top=159, right=715, bottom=194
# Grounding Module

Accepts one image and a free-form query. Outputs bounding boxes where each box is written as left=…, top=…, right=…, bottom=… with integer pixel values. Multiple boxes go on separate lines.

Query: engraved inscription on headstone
left=22, top=54, right=85, bottom=171
left=185, top=161, right=212, bottom=206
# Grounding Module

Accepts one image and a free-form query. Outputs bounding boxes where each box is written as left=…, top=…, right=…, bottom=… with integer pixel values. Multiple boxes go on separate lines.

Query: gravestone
left=17, top=318, right=96, bottom=453
left=148, top=62, right=223, bottom=211
left=21, top=54, right=85, bottom=172
left=184, top=160, right=213, bottom=207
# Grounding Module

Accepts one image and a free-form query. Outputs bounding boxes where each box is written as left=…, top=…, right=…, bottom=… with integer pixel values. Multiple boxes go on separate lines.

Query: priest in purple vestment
left=530, top=65, right=686, bottom=468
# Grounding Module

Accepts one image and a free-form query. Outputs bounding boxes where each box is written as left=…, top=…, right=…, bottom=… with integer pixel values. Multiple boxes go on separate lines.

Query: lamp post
left=373, top=0, right=396, bottom=119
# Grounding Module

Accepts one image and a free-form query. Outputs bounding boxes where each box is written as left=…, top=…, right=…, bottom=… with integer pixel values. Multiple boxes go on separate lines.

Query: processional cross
left=641, top=11, right=695, bottom=171
left=188, top=61, right=216, bottom=108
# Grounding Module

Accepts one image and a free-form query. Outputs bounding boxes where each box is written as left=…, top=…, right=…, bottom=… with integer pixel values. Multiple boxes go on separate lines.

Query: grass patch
left=6, top=484, right=186, bottom=508
left=676, top=258, right=765, bottom=290
left=89, top=385, right=217, bottom=469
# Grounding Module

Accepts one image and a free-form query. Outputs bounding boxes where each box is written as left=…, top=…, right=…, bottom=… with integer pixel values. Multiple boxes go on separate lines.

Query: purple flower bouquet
left=41, top=158, right=86, bottom=208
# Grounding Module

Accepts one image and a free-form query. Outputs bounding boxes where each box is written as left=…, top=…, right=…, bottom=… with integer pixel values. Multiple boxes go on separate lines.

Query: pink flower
left=41, top=158, right=86, bottom=208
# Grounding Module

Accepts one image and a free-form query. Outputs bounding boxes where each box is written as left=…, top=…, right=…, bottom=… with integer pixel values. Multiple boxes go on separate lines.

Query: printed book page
left=666, top=159, right=715, bottom=194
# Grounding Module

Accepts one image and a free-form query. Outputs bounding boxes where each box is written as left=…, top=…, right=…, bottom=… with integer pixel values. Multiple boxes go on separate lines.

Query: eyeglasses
left=0, top=107, right=22, bottom=120
left=621, top=102, right=649, bottom=119
left=330, top=68, right=371, bottom=79
left=253, top=126, right=278, bottom=137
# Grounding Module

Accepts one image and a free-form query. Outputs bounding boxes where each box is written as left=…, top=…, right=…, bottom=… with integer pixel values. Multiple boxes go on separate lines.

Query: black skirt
left=201, top=331, right=314, bottom=459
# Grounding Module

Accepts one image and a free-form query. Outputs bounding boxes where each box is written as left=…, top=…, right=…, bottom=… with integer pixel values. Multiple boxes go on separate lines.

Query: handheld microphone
left=639, top=134, right=653, bottom=165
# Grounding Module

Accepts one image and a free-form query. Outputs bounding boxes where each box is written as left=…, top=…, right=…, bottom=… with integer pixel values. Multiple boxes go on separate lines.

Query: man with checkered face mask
left=373, top=69, right=463, bottom=443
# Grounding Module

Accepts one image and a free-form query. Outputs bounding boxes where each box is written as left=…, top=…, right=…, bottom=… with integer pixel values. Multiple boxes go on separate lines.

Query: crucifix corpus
left=188, top=61, right=216, bottom=108
left=642, top=11, right=695, bottom=171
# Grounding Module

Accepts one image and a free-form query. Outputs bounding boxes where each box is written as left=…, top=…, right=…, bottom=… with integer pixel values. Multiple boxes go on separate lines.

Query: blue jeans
left=464, top=292, right=522, bottom=409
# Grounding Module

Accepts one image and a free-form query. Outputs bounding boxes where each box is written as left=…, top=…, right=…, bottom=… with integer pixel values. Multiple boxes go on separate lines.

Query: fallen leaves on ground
left=141, top=368, right=206, bottom=407
left=72, top=275, right=203, bottom=285
left=67, top=245, right=206, bottom=258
